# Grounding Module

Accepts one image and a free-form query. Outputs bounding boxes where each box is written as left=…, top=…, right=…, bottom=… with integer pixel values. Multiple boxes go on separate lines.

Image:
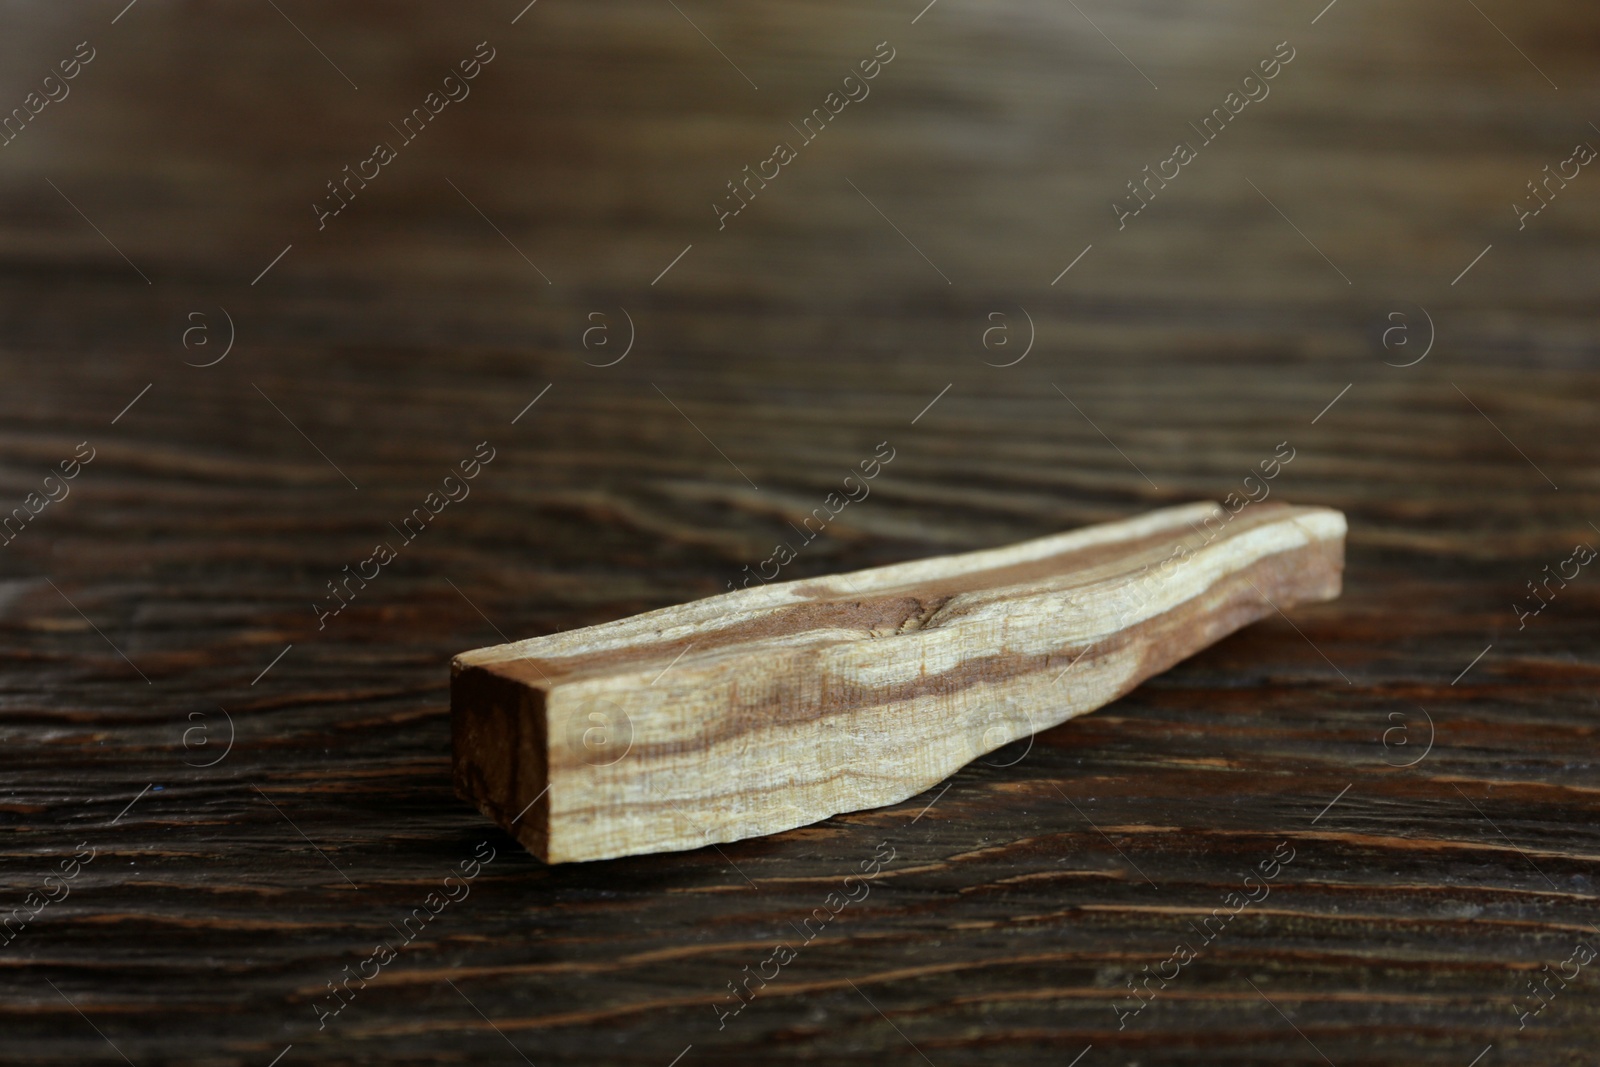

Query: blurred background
left=2, top=0, right=1598, bottom=1064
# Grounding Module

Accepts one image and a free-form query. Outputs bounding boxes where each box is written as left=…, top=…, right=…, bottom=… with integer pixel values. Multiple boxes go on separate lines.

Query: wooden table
left=3, top=1, right=1597, bottom=1063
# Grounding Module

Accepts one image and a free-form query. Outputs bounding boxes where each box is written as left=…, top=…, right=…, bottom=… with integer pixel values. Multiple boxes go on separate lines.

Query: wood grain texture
left=0, top=0, right=1597, bottom=1064
left=454, top=502, right=1345, bottom=862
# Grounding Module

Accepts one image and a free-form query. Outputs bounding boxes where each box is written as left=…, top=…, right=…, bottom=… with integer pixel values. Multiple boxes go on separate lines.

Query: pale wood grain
left=453, top=501, right=1345, bottom=861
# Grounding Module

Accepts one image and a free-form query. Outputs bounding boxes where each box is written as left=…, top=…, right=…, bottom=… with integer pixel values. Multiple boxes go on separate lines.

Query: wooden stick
left=452, top=501, right=1345, bottom=862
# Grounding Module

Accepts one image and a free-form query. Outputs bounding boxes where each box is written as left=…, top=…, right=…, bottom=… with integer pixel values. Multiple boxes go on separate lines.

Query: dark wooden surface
left=3, top=1, right=1598, bottom=1064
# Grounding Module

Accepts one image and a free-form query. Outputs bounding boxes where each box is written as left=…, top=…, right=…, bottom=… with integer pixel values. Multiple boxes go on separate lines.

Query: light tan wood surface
left=454, top=501, right=1345, bottom=861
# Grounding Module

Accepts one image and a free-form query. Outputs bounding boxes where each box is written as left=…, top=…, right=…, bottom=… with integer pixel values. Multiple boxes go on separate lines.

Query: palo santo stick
left=452, top=501, right=1345, bottom=863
